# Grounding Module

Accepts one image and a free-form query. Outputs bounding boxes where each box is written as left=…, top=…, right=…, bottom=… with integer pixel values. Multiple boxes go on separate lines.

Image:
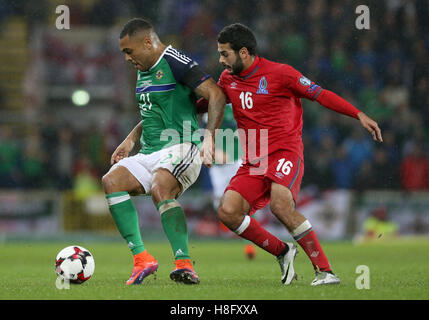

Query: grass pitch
left=1, top=238, right=428, bottom=300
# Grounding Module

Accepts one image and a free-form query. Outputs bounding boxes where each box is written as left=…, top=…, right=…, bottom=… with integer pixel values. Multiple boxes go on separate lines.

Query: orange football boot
left=126, top=250, right=159, bottom=285
left=169, top=259, right=199, bottom=284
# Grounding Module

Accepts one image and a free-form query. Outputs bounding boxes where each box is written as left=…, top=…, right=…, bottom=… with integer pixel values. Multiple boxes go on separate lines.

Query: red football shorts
left=225, top=149, right=304, bottom=215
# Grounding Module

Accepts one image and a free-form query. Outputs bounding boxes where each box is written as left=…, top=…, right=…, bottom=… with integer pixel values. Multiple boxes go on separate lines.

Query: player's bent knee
left=217, top=203, right=242, bottom=228
left=217, top=206, right=227, bottom=222
left=270, top=198, right=295, bottom=216
left=151, top=183, right=178, bottom=205
left=217, top=202, right=233, bottom=219
left=151, top=169, right=181, bottom=204
left=101, top=173, right=116, bottom=194
left=102, top=170, right=143, bottom=195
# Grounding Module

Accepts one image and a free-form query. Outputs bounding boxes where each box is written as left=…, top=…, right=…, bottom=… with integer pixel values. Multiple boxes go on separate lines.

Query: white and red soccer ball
left=55, top=246, right=95, bottom=284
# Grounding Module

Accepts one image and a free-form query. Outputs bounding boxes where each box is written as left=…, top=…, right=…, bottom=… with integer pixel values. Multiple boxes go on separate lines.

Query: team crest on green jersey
left=156, top=70, right=164, bottom=80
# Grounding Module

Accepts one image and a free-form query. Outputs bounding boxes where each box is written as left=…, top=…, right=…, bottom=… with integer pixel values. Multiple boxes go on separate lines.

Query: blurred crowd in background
left=0, top=0, right=428, bottom=195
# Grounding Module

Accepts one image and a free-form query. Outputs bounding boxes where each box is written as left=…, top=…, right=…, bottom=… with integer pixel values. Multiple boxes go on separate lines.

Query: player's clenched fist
left=200, top=132, right=215, bottom=168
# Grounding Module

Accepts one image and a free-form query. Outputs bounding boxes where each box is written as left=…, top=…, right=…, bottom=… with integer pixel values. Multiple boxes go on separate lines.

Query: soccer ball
left=55, top=245, right=95, bottom=284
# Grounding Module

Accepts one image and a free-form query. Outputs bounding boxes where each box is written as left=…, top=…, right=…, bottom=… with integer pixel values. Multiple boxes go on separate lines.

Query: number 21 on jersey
left=140, top=93, right=152, bottom=111
left=239, top=91, right=253, bottom=109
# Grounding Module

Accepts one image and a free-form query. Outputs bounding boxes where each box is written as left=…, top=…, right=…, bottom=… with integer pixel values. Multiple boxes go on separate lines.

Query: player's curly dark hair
left=217, top=23, right=257, bottom=55
left=120, top=18, right=154, bottom=39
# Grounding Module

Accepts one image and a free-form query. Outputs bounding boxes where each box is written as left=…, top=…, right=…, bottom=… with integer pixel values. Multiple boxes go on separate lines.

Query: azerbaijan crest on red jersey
left=257, top=76, right=269, bottom=94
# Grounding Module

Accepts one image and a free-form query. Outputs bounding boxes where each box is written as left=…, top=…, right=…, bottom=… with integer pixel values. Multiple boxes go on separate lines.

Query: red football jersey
left=218, top=55, right=323, bottom=164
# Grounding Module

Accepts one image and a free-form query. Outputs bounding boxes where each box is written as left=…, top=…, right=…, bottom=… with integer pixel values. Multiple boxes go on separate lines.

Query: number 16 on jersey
left=239, top=91, right=253, bottom=109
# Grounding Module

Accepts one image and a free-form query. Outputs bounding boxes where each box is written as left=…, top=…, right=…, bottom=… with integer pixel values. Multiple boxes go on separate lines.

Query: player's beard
left=230, top=54, right=245, bottom=75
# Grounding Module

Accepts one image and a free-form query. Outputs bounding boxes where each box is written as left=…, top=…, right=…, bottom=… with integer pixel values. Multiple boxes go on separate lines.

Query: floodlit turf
left=0, top=238, right=428, bottom=300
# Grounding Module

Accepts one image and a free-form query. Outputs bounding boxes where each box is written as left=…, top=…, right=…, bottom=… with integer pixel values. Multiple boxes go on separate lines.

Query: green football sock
left=157, top=199, right=190, bottom=260
left=106, top=192, right=145, bottom=255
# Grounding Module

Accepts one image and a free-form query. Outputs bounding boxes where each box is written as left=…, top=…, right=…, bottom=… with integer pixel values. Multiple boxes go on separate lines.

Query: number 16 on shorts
left=269, top=151, right=303, bottom=201
left=276, top=158, right=293, bottom=175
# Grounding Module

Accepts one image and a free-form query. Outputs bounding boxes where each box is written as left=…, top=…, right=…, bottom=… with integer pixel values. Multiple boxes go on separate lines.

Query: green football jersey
left=135, top=45, right=210, bottom=154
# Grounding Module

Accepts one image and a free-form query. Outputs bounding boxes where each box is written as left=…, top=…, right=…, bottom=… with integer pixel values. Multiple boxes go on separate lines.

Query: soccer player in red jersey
left=198, top=23, right=383, bottom=285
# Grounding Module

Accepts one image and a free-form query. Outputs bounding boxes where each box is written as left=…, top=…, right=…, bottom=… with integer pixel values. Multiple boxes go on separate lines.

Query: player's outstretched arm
left=110, top=120, right=142, bottom=165
left=315, top=89, right=383, bottom=143
left=194, top=78, right=226, bottom=167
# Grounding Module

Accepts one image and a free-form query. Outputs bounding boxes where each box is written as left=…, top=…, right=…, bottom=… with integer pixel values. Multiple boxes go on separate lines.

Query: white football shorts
left=110, top=142, right=201, bottom=196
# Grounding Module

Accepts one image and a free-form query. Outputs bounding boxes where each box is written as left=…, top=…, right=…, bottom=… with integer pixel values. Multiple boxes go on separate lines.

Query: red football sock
left=235, top=216, right=286, bottom=256
left=293, top=220, right=331, bottom=272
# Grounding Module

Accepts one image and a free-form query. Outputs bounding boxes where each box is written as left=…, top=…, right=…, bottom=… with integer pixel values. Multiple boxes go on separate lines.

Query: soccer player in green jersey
left=102, top=18, right=225, bottom=285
